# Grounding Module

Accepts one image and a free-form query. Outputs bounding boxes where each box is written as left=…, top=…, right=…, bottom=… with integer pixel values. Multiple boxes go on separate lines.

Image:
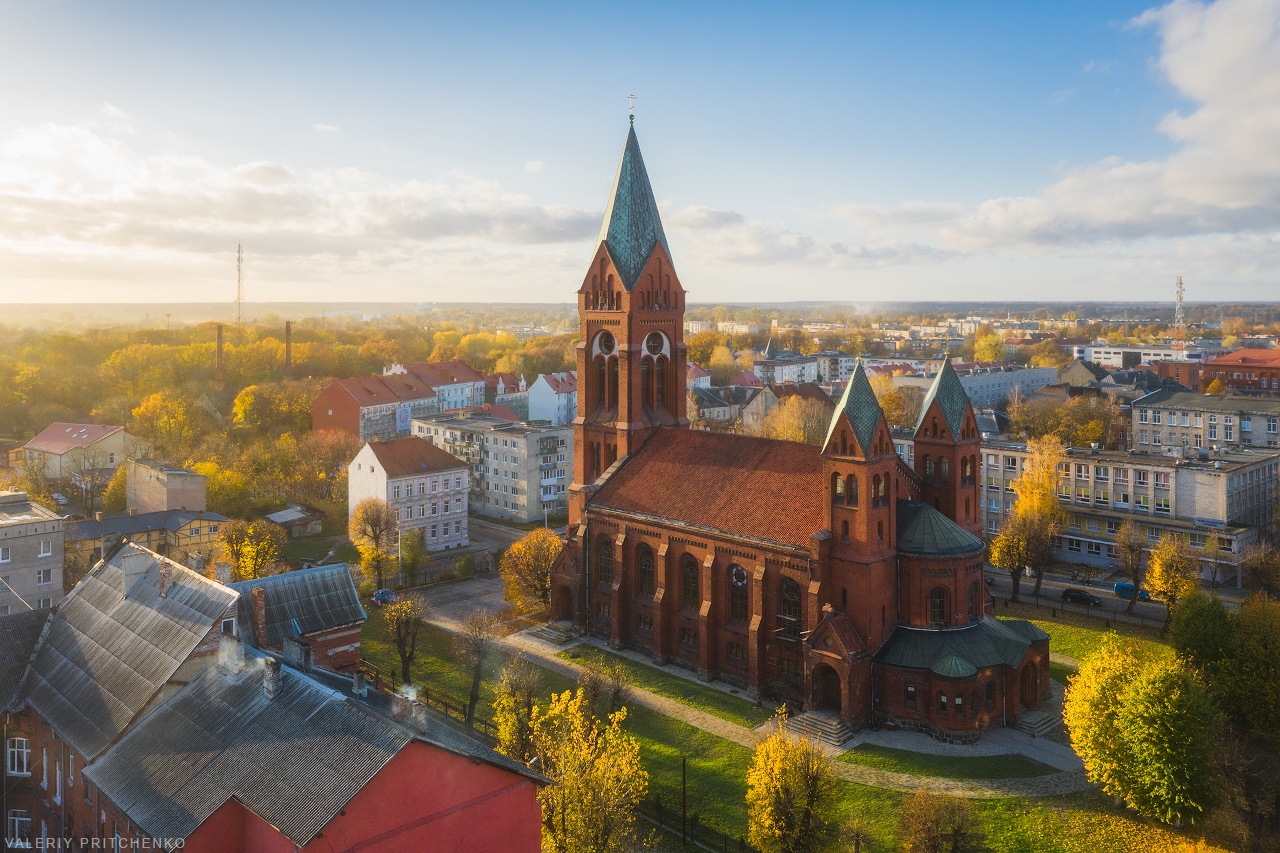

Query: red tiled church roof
left=590, top=429, right=824, bottom=549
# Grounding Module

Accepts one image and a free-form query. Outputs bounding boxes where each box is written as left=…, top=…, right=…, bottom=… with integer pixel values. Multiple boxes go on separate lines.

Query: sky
left=0, top=0, right=1278, bottom=305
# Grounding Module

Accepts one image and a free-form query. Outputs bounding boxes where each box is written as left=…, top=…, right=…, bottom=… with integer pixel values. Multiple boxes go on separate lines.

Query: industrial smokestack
left=284, top=320, right=293, bottom=378
left=215, top=324, right=225, bottom=387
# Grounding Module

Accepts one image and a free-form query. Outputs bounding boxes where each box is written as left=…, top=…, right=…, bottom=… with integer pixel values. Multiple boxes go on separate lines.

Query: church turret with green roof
left=911, top=359, right=983, bottom=535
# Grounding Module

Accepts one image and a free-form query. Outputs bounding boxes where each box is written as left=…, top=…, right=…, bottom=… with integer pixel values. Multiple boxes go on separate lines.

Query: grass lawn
left=998, top=601, right=1171, bottom=666
left=558, top=646, right=775, bottom=729
left=838, top=744, right=1056, bottom=780
left=278, top=536, right=338, bottom=564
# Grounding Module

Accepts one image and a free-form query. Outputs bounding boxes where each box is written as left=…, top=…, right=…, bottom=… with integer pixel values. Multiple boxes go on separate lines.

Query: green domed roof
left=896, top=500, right=983, bottom=556
left=930, top=651, right=978, bottom=679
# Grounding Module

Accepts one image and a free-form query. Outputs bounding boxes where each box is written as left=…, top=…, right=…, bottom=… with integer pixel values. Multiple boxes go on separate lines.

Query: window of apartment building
left=1094, top=490, right=1109, bottom=506
left=1135, top=470, right=1149, bottom=487
left=1106, top=519, right=1120, bottom=535
left=1139, top=430, right=1148, bottom=444
left=1147, top=526, right=1161, bottom=543
left=1074, top=486, right=1089, bottom=503
left=1095, top=466, right=1108, bottom=481
left=1225, top=425, right=1234, bottom=441
left=392, top=484, right=401, bottom=499
left=1155, top=497, right=1171, bottom=514
left=1195, top=434, right=1203, bottom=448
left=430, top=502, right=437, bottom=515
left=430, top=525, right=437, bottom=538
left=36, top=569, right=51, bottom=586
left=6, top=738, right=29, bottom=776
left=1269, top=418, right=1279, bottom=434
left=1181, top=412, right=1189, bottom=426
left=415, top=505, right=425, bottom=519
left=1135, top=495, right=1150, bottom=512
left=1152, top=411, right=1162, bottom=425
left=1075, top=464, right=1088, bottom=481
left=988, top=519, right=1000, bottom=533
left=7, top=810, right=31, bottom=846
left=1004, top=456, right=1017, bottom=471
left=455, top=477, right=462, bottom=488
left=41, top=747, right=47, bottom=789
left=1193, top=413, right=1202, bottom=428
left=1189, top=533, right=1207, bottom=549
left=55, top=760, right=62, bottom=805
left=986, top=476, right=998, bottom=490
left=1113, top=468, right=1129, bottom=486
left=0, top=547, right=9, bottom=563
left=1154, top=472, right=1170, bottom=489
left=1242, top=417, right=1252, bottom=432
left=1153, top=432, right=1162, bottom=445
left=431, top=480, right=438, bottom=492
left=1139, top=409, right=1149, bottom=424
left=1085, top=518, right=1101, bottom=533
left=1087, top=542, right=1102, bottom=556
left=1069, top=515, right=1082, bottom=531
left=37, top=540, right=51, bottom=557
left=987, top=498, right=1000, bottom=512
left=1067, top=538, right=1081, bottom=552
left=37, top=599, right=50, bottom=609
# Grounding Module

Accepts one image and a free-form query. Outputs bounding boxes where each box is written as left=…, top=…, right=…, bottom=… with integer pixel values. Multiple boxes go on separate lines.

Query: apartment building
left=981, top=441, right=1280, bottom=585
left=1070, top=342, right=1226, bottom=369
left=125, top=458, right=206, bottom=513
left=347, top=437, right=470, bottom=552
left=1201, top=349, right=1280, bottom=392
left=0, top=492, right=63, bottom=613
left=313, top=359, right=488, bottom=442
left=65, top=508, right=228, bottom=574
left=894, top=365, right=1057, bottom=409
left=413, top=413, right=572, bottom=523
left=22, top=423, right=137, bottom=482
left=1133, top=390, right=1280, bottom=451
left=528, top=372, right=577, bottom=426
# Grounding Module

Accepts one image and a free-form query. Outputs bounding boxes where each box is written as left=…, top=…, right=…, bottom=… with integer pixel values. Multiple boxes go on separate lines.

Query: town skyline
left=3, top=0, right=1279, bottom=304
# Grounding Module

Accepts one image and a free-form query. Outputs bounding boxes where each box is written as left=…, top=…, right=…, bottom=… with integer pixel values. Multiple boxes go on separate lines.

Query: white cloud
left=312, top=123, right=340, bottom=133
left=525, top=160, right=544, bottom=173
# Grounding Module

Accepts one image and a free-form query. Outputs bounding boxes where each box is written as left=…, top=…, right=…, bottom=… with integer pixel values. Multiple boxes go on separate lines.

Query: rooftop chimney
left=94, top=511, right=103, bottom=523
left=215, top=324, right=225, bottom=388
left=214, top=561, right=231, bottom=583
left=352, top=670, right=367, bottom=697
left=158, top=564, right=172, bottom=598
left=263, top=657, right=282, bottom=699
left=218, top=632, right=246, bottom=674
left=128, top=507, right=137, bottom=517
left=120, top=550, right=152, bottom=598
left=251, top=587, right=269, bottom=648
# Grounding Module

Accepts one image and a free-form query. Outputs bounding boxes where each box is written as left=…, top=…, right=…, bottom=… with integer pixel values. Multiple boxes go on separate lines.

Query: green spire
left=599, top=124, right=671, bottom=291
left=915, top=358, right=970, bottom=437
left=823, top=360, right=885, bottom=455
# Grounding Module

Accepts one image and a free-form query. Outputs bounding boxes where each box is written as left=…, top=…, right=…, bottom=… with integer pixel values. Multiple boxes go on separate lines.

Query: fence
left=990, top=585, right=1170, bottom=630
left=415, top=684, right=500, bottom=743
left=641, top=789, right=757, bottom=853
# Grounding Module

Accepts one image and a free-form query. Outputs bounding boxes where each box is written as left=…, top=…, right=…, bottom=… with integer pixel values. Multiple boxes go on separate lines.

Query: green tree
left=1170, top=592, right=1232, bottom=672
left=399, top=528, right=428, bottom=587
left=746, top=717, right=839, bottom=853
left=102, top=463, right=128, bottom=514
left=383, top=595, right=428, bottom=685
left=498, top=527, right=560, bottom=613
left=533, top=689, right=648, bottom=853
left=1063, top=634, right=1143, bottom=799
left=1214, top=597, right=1280, bottom=738
left=349, top=497, right=398, bottom=590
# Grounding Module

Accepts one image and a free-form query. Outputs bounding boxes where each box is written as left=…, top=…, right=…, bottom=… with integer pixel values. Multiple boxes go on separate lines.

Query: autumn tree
left=754, top=396, right=831, bottom=446
left=709, top=344, right=741, bottom=386
left=383, top=595, right=429, bottom=685
left=131, top=391, right=195, bottom=459
left=457, top=608, right=501, bottom=728
left=1206, top=378, right=1227, bottom=395
left=989, top=513, right=1032, bottom=603
left=577, top=656, right=631, bottom=724
left=499, top=527, right=560, bottom=613
left=1114, top=519, right=1147, bottom=614
left=349, top=497, right=398, bottom=590
left=399, top=529, right=428, bottom=587
left=533, top=689, right=648, bottom=853
left=494, top=655, right=542, bottom=763
left=898, top=791, right=983, bottom=853
left=746, top=718, right=839, bottom=853
left=1147, top=533, right=1199, bottom=632
left=989, top=435, right=1065, bottom=599
left=101, top=463, right=127, bottom=514
left=973, top=333, right=1006, bottom=364
left=217, top=519, right=287, bottom=581
left=1065, top=635, right=1221, bottom=826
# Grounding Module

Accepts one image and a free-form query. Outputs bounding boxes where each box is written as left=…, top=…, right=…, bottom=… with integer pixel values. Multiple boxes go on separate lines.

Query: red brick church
left=551, top=122, right=1049, bottom=742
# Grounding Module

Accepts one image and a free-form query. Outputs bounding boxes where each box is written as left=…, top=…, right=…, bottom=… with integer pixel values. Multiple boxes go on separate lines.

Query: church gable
left=808, top=610, right=867, bottom=658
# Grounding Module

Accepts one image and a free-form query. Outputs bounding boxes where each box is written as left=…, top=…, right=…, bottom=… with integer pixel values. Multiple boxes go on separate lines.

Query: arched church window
left=967, top=581, right=979, bottom=620
left=778, top=578, right=801, bottom=640
left=597, top=536, right=614, bottom=584
left=929, top=587, right=948, bottom=625
left=877, top=520, right=884, bottom=542
left=637, top=545, right=655, bottom=595
left=931, top=417, right=938, bottom=438
left=729, top=564, right=749, bottom=622
left=597, top=331, right=616, bottom=356
left=608, top=358, right=619, bottom=410
left=924, top=456, right=935, bottom=483
left=645, top=332, right=664, bottom=355
left=878, top=476, right=887, bottom=502
left=832, top=473, right=843, bottom=503
left=940, top=458, right=949, bottom=484
left=840, top=431, right=848, bottom=455
left=841, top=520, right=849, bottom=540
left=871, top=474, right=882, bottom=508
left=641, top=359, right=653, bottom=409
left=655, top=356, right=667, bottom=407
left=846, top=475, right=858, bottom=507
left=682, top=554, right=700, bottom=609
left=595, top=357, right=607, bottom=409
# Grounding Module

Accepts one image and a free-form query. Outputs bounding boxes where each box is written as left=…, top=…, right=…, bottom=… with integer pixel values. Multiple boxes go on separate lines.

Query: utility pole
left=236, top=242, right=244, bottom=326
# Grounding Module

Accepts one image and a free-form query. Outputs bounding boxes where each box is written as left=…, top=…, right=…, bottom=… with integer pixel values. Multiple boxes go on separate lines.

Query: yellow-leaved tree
left=349, top=497, right=398, bottom=591
left=217, top=519, right=287, bottom=582
left=990, top=435, right=1066, bottom=600
left=746, top=716, right=839, bottom=853
left=754, top=396, right=831, bottom=446
left=1147, top=532, right=1200, bottom=632
left=533, top=689, right=647, bottom=853
left=499, top=527, right=561, bottom=613
left=493, top=655, right=542, bottom=764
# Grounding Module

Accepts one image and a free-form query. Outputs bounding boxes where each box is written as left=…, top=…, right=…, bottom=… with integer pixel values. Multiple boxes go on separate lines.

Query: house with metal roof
left=226, top=562, right=367, bottom=673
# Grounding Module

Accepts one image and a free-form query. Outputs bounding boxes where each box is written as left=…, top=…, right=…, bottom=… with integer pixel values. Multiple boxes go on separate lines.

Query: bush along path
left=480, top=621, right=1095, bottom=800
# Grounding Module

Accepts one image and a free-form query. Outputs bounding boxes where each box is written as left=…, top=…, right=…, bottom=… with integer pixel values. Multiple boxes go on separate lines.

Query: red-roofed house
left=348, top=437, right=470, bottom=552
left=1203, top=349, right=1280, bottom=392
left=485, top=371, right=529, bottom=418
left=529, top=372, right=578, bottom=425
left=23, top=423, right=139, bottom=481
left=314, top=360, right=488, bottom=443
left=686, top=363, right=711, bottom=389
left=731, top=369, right=765, bottom=387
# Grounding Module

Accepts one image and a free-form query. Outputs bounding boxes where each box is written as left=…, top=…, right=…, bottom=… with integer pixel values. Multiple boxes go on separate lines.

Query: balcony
left=541, top=476, right=559, bottom=487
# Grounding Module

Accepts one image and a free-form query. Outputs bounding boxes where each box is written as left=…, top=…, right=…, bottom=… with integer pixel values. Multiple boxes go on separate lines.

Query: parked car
left=370, top=589, right=399, bottom=607
left=52, top=493, right=68, bottom=506
left=1112, top=581, right=1151, bottom=601
left=1062, top=587, right=1103, bottom=607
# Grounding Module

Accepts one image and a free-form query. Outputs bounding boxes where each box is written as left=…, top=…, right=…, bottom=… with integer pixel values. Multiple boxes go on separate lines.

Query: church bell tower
left=569, top=122, right=688, bottom=523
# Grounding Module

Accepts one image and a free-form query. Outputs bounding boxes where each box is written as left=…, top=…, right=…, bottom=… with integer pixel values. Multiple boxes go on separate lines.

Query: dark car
left=1062, top=587, right=1103, bottom=607
left=370, top=588, right=399, bottom=607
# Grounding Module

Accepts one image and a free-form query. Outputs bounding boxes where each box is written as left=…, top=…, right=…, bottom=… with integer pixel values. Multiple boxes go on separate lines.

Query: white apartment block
left=347, top=437, right=470, bottom=553
left=413, top=413, right=572, bottom=524
left=1070, top=342, right=1226, bottom=369
left=1132, top=390, right=1280, bottom=452
left=684, top=320, right=712, bottom=335
left=894, top=366, right=1057, bottom=409
left=0, top=491, right=64, bottom=613
left=528, top=372, right=577, bottom=427
left=717, top=322, right=760, bottom=335
left=981, top=441, right=1280, bottom=586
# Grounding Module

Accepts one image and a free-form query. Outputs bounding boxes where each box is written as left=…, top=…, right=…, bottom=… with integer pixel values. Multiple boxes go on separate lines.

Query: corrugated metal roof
left=0, top=608, right=49, bottom=708
left=227, top=564, right=366, bottom=647
left=66, top=509, right=229, bottom=542
left=16, top=543, right=238, bottom=760
left=86, top=652, right=539, bottom=846
left=874, top=618, right=1047, bottom=674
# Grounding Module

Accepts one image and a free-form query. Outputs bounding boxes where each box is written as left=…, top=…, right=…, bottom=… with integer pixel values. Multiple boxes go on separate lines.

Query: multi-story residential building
left=1070, top=342, right=1227, bottom=369
left=1133, top=390, right=1280, bottom=451
left=0, top=492, right=63, bottom=613
left=348, top=437, right=470, bottom=552
left=814, top=351, right=861, bottom=383
left=313, top=359, right=488, bottom=442
left=753, top=340, right=819, bottom=386
left=684, top=319, right=712, bottom=334
left=1201, top=349, right=1280, bottom=393
left=0, top=542, right=541, bottom=852
left=65, top=507, right=228, bottom=573
left=486, top=371, right=529, bottom=419
left=21, top=423, right=138, bottom=482
left=528, top=372, right=577, bottom=426
left=980, top=441, right=1280, bottom=585
left=412, top=413, right=572, bottom=523
left=125, top=458, right=206, bottom=513
left=894, top=365, right=1057, bottom=409
left=717, top=321, right=759, bottom=335
left=687, top=363, right=712, bottom=389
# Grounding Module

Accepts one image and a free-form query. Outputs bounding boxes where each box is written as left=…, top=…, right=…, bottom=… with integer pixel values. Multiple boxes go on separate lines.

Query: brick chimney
left=352, top=670, right=367, bottom=697
left=94, top=511, right=102, bottom=523
left=251, top=587, right=269, bottom=648
left=263, top=657, right=282, bottom=699
left=158, top=564, right=172, bottom=598
left=218, top=633, right=245, bottom=674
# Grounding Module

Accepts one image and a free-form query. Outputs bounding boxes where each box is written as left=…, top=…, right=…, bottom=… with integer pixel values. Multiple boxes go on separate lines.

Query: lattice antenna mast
left=236, top=242, right=244, bottom=326
left=1173, top=275, right=1186, bottom=357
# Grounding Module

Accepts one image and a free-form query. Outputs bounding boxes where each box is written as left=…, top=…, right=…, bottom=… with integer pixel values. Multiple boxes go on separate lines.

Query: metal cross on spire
left=627, top=92, right=636, bottom=122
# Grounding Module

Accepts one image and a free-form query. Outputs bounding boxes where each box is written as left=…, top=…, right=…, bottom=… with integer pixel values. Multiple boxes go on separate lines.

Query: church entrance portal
left=552, top=584, right=574, bottom=622
left=811, top=664, right=842, bottom=714
left=1019, top=662, right=1039, bottom=711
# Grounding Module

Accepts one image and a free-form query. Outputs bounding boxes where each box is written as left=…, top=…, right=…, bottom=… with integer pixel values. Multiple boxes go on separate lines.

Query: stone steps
left=1017, top=710, right=1058, bottom=739
left=528, top=620, right=578, bottom=646
left=783, top=712, right=855, bottom=747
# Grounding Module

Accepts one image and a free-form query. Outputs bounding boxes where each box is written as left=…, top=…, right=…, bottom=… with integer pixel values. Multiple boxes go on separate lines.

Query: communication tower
left=1172, top=275, right=1187, bottom=358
